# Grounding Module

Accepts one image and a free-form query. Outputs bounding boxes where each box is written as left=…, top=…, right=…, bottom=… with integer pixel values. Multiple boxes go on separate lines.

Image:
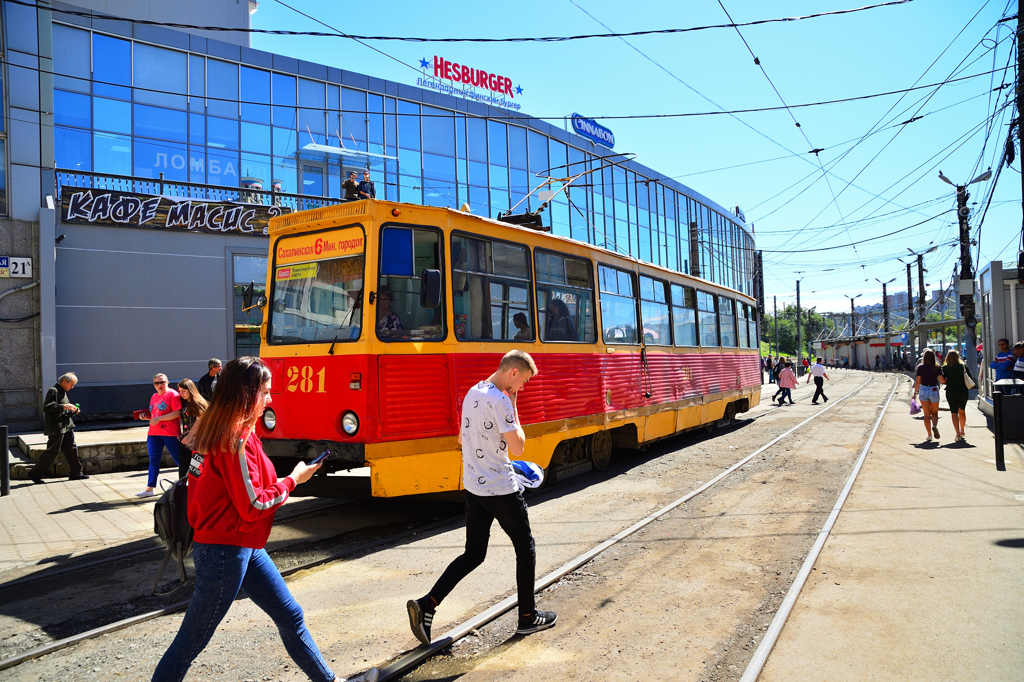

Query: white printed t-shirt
left=461, top=381, right=521, bottom=496
left=810, top=363, right=826, bottom=378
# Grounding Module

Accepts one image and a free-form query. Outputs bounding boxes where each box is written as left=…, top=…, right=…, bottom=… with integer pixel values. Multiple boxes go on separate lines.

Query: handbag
left=964, top=366, right=976, bottom=390
left=910, top=398, right=921, bottom=415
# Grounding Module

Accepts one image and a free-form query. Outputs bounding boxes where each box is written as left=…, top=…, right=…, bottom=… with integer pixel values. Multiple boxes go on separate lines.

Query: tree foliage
left=760, top=304, right=828, bottom=359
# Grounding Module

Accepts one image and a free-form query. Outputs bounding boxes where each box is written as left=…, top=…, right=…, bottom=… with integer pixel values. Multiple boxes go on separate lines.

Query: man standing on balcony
left=358, top=170, right=376, bottom=199
left=343, top=171, right=360, bottom=201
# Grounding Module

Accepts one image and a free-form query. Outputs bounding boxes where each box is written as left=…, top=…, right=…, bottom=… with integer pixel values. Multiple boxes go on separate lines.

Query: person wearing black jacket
left=358, top=170, right=376, bottom=199
left=196, top=358, right=221, bottom=401
left=29, top=372, right=87, bottom=484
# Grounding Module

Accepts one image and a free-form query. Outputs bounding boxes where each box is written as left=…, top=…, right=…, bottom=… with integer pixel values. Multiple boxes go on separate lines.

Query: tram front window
left=269, top=228, right=365, bottom=344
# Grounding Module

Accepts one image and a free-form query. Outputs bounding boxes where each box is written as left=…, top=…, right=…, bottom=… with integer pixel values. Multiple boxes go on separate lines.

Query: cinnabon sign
left=433, top=56, right=515, bottom=98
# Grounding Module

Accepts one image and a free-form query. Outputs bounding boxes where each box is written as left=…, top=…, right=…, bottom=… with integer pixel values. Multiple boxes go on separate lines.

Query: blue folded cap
left=511, top=460, right=545, bottom=489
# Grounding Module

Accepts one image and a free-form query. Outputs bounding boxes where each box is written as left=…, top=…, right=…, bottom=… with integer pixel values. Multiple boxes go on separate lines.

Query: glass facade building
left=41, top=20, right=755, bottom=296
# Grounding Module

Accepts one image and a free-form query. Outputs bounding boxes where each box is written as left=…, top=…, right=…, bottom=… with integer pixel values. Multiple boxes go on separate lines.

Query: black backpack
left=152, top=476, right=194, bottom=595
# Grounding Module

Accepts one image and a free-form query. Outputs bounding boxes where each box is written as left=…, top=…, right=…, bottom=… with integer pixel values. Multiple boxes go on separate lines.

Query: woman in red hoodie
left=153, top=357, right=377, bottom=682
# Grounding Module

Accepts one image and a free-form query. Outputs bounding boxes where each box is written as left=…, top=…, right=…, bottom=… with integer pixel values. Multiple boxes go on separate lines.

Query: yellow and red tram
left=253, top=199, right=761, bottom=497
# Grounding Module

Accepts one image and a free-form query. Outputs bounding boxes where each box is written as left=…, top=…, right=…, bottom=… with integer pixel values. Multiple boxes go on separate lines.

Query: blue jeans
left=778, top=388, right=793, bottom=404
left=146, top=435, right=180, bottom=487
left=153, top=543, right=334, bottom=682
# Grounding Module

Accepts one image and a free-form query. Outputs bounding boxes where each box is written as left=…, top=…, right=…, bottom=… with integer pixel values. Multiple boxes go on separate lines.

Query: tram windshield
left=269, top=227, right=365, bottom=344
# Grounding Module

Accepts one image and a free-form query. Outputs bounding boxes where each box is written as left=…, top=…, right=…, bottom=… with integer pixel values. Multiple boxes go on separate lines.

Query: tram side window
left=719, top=295, right=737, bottom=348
left=639, top=275, right=671, bottom=346
left=452, top=234, right=532, bottom=341
left=671, top=283, right=698, bottom=347
left=747, top=304, right=758, bottom=348
left=737, top=302, right=749, bottom=348
left=535, top=250, right=596, bottom=343
left=598, top=264, right=638, bottom=344
left=697, top=291, right=718, bottom=347
left=377, top=226, right=445, bottom=340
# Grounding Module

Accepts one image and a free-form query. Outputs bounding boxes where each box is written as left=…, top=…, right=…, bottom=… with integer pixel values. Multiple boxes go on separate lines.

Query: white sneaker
left=135, top=490, right=155, bottom=498
left=925, top=435, right=932, bottom=442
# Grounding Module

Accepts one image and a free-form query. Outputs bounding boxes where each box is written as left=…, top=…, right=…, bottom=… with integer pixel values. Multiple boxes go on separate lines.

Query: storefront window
left=95, top=98, right=131, bottom=134
left=93, top=34, right=131, bottom=100
left=133, top=43, right=187, bottom=109
left=54, top=90, right=90, bottom=129
left=241, top=67, right=271, bottom=124
left=94, top=133, right=131, bottom=175
left=206, top=60, right=238, bottom=118
left=56, top=127, right=91, bottom=171
left=233, top=255, right=268, bottom=357
left=135, top=105, right=187, bottom=143
left=134, top=139, right=187, bottom=180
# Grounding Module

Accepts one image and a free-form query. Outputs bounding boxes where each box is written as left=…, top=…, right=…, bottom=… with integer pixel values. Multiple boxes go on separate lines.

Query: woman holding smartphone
left=174, top=378, right=207, bottom=480
left=152, top=357, right=377, bottom=682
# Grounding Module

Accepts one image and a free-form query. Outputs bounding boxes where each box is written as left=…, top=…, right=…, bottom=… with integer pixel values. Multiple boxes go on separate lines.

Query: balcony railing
left=55, top=169, right=346, bottom=213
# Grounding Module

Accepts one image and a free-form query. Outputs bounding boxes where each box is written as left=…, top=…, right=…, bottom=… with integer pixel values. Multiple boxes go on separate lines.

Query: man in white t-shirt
left=806, top=357, right=830, bottom=404
left=407, top=350, right=557, bottom=646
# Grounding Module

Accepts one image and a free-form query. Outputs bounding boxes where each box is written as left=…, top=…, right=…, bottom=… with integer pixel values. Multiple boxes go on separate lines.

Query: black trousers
left=178, top=441, right=192, bottom=480
left=29, top=430, right=82, bottom=479
left=429, top=490, right=537, bottom=616
left=812, top=376, right=827, bottom=403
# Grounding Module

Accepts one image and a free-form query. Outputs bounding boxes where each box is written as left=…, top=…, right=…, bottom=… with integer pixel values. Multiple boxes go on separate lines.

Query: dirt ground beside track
left=6, top=372, right=906, bottom=682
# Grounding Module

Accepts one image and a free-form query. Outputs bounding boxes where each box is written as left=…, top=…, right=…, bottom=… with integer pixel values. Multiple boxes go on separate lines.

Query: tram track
left=0, top=372, right=894, bottom=677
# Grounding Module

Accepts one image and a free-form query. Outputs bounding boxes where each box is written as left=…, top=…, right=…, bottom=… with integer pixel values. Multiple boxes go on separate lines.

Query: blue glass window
left=300, top=79, right=327, bottom=135
left=488, top=121, right=507, bottom=167
left=94, top=98, right=131, bottom=134
left=508, top=126, right=527, bottom=170
left=134, top=105, right=187, bottom=143
left=208, top=149, right=240, bottom=187
left=423, top=152, right=455, bottom=183
left=54, top=90, right=90, bottom=129
left=467, top=160, right=487, bottom=186
left=528, top=131, right=548, bottom=174
left=272, top=156, right=297, bottom=194
left=188, top=146, right=205, bottom=183
left=272, top=73, right=296, bottom=128
left=397, top=148, right=420, bottom=177
left=273, top=127, right=296, bottom=157
left=241, top=122, right=272, bottom=155
left=134, top=43, right=187, bottom=109
left=489, top=164, right=508, bottom=190
left=93, top=133, right=131, bottom=175
left=53, top=25, right=90, bottom=94
left=189, top=113, right=205, bottom=146
left=460, top=116, right=483, bottom=163
left=549, top=140, right=567, bottom=174
left=384, top=98, right=397, bottom=147
left=240, top=152, right=272, bottom=188
left=55, top=127, right=91, bottom=171
left=397, top=100, right=420, bottom=150
left=93, top=34, right=131, bottom=100
left=207, top=60, right=238, bottom=118
left=241, top=67, right=271, bottom=124
left=134, top=139, right=187, bottom=180
left=189, top=55, right=205, bottom=113
left=208, top=117, right=239, bottom=150
left=328, top=84, right=340, bottom=111
left=422, top=106, right=455, bottom=157
left=0, top=142, right=5, bottom=214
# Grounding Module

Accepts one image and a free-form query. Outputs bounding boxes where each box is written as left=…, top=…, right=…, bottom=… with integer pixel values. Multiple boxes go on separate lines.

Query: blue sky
left=252, top=0, right=1019, bottom=314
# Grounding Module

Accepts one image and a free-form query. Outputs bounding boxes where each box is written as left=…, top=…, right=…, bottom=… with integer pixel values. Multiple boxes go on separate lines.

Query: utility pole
left=882, top=282, right=891, bottom=371
left=956, top=182, right=980, bottom=386
left=917, top=253, right=926, bottom=360
left=773, top=296, right=778, bottom=356
left=906, top=261, right=915, bottom=363
left=796, top=281, right=802, bottom=374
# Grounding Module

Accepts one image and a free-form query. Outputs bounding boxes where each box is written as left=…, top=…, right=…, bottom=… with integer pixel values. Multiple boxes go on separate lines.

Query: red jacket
left=187, top=431, right=295, bottom=549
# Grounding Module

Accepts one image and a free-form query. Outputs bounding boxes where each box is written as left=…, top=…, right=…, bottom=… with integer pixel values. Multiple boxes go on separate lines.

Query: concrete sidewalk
left=761, top=388, right=1024, bottom=679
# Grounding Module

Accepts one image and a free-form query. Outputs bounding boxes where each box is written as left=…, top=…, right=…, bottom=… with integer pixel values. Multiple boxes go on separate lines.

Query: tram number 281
left=286, top=365, right=327, bottom=393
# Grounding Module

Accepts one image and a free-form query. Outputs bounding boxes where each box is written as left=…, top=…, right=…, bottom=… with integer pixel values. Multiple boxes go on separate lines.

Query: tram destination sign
left=59, top=187, right=292, bottom=237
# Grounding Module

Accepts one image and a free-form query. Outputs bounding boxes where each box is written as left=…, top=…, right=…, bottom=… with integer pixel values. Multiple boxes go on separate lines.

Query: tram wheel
left=589, top=430, right=613, bottom=471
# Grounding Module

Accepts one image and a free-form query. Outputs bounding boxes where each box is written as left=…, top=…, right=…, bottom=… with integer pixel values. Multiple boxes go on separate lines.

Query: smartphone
left=309, top=449, right=331, bottom=465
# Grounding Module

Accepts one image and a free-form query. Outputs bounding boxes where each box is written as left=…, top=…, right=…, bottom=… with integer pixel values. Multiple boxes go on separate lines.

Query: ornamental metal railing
left=55, top=169, right=346, bottom=213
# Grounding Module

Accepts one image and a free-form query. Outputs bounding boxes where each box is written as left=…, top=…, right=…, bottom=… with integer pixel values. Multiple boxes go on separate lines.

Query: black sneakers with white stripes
left=407, top=596, right=434, bottom=646
left=515, top=610, right=558, bottom=635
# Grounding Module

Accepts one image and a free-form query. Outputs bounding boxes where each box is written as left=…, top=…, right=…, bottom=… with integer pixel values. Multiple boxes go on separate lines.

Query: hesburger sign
left=432, top=56, right=515, bottom=98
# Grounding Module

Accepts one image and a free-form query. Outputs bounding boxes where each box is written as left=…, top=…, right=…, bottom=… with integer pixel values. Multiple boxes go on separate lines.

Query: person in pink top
left=138, top=372, right=182, bottom=497
left=777, top=361, right=797, bottom=405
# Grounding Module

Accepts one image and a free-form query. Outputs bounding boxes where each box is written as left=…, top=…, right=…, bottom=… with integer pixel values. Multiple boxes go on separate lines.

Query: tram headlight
left=341, top=411, right=359, bottom=436
left=262, top=408, right=277, bottom=431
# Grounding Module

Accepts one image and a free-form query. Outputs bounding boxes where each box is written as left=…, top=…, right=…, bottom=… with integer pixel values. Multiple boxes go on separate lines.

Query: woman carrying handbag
left=940, top=350, right=974, bottom=442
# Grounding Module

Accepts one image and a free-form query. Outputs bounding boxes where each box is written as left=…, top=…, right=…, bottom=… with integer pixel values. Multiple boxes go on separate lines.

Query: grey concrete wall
left=54, top=221, right=268, bottom=414
left=60, top=0, right=252, bottom=47
left=0, top=219, right=43, bottom=431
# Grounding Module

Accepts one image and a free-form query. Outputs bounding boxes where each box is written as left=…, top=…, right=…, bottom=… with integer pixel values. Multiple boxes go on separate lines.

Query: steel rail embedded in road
left=377, top=375, right=879, bottom=681
left=738, top=375, right=902, bottom=682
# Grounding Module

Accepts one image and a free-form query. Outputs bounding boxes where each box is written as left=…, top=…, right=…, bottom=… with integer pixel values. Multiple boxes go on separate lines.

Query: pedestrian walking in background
left=940, top=350, right=973, bottom=442
left=407, top=350, right=557, bottom=647
left=138, top=374, right=181, bottom=498
left=913, top=349, right=944, bottom=442
left=772, top=357, right=786, bottom=401
left=765, top=356, right=775, bottom=384
left=152, top=357, right=378, bottom=682
left=777, top=361, right=796, bottom=405
left=29, top=372, right=87, bottom=484
left=176, top=378, right=208, bottom=480
left=196, top=359, right=222, bottom=402
left=807, top=357, right=829, bottom=404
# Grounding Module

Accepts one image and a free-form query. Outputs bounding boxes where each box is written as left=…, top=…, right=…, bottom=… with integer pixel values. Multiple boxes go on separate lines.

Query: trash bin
left=992, top=380, right=1024, bottom=471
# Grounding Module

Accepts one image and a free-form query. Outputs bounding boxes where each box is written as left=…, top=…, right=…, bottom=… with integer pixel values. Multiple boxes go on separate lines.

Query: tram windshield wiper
left=328, top=292, right=361, bottom=355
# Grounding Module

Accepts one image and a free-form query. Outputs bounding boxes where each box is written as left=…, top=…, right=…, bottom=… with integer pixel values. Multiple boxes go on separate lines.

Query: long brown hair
left=186, top=357, right=271, bottom=455
left=921, top=349, right=936, bottom=367
left=176, top=378, right=209, bottom=418
left=943, top=350, right=961, bottom=366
